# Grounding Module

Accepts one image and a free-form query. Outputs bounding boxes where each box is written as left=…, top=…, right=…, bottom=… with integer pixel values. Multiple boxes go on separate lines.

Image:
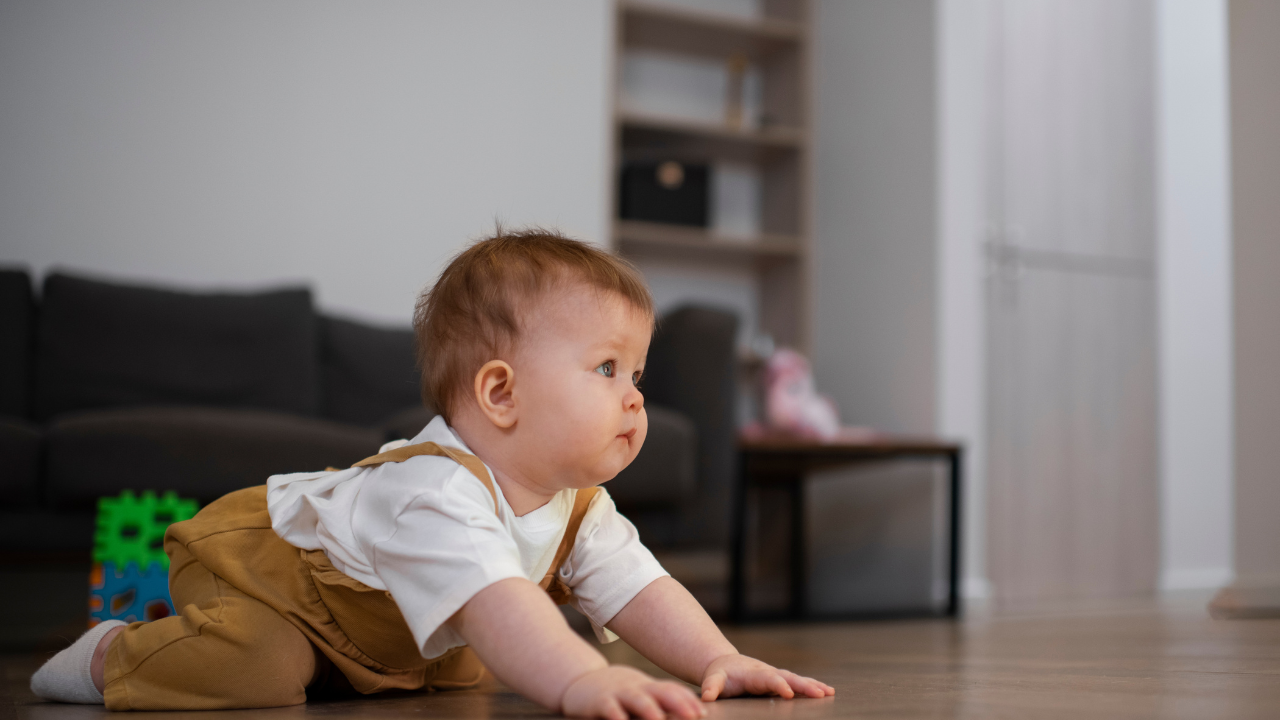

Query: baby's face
left=511, top=283, right=651, bottom=490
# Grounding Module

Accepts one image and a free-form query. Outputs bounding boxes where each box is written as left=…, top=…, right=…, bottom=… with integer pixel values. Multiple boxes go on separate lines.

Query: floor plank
left=5, top=597, right=1278, bottom=719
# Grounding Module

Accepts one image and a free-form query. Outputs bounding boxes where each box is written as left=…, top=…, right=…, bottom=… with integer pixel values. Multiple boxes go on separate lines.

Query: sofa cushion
left=606, top=405, right=697, bottom=510
left=320, top=315, right=426, bottom=426
left=0, top=509, right=95, bottom=555
left=0, top=416, right=41, bottom=507
left=0, top=269, right=34, bottom=418
left=45, top=406, right=383, bottom=509
left=34, top=273, right=319, bottom=421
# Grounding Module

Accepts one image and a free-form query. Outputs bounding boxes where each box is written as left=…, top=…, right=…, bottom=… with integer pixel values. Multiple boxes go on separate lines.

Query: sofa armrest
left=641, top=306, right=738, bottom=545
left=0, top=268, right=34, bottom=419
left=606, top=405, right=696, bottom=510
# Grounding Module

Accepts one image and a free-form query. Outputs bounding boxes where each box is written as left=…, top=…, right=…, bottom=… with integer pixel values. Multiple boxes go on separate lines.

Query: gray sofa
left=0, top=269, right=738, bottom=563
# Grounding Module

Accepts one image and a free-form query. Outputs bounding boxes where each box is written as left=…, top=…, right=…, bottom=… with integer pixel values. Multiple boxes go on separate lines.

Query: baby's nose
left=624, top=386, right=644, bottom=410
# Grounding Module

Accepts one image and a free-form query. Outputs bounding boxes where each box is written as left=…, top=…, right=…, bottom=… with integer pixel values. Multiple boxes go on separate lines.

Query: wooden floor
left=4, top=594, right=1278, bottom=719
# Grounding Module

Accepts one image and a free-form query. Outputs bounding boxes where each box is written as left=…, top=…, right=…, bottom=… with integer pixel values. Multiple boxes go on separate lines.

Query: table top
left=738, top=428, right=961, bottom=455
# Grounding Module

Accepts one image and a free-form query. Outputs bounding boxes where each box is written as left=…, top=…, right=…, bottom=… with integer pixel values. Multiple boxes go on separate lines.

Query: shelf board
left=621, top=111, right=804, bottom=147
left=620, top=110, right=804, bottom=164
left=615, top=220, right=801, bottom=260
left=621, top=1, right=803, bottom=60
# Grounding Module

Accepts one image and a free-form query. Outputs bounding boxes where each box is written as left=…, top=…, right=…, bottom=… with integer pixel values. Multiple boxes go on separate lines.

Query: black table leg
left=947, top=448, right=963, bottom=617
left=788, top=474, right=806, bottom=619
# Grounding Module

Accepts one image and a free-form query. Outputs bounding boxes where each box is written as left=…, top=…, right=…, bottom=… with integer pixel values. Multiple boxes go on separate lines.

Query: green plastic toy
left=92, top=490, right=199, bottom=570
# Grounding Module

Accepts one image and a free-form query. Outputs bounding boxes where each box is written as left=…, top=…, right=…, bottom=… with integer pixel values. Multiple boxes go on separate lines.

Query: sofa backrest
left=0, top=268, right=34, bottom=419
left=34, top=273, right=319, bottom=421
left=319, top=315, right=425, bottom=427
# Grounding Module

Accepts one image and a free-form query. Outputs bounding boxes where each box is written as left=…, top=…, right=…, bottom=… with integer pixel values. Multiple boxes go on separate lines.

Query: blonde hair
left=414, top=227, right=653, bottom=420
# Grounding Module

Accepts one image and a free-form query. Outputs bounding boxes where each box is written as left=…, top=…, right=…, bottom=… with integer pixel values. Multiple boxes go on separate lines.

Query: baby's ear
left=474, top=360, right=517, bottom=428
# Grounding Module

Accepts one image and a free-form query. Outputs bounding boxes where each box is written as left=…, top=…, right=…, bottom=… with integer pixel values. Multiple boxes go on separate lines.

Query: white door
left=985, top=0, right=1159, bottom=605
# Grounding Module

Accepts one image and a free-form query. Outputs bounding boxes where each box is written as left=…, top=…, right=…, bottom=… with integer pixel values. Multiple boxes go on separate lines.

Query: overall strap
left=351, top=442, right=599, bottom=605
left=351, top=442, right=499, bottom=512
left=540, top=486, right=601, bottom=605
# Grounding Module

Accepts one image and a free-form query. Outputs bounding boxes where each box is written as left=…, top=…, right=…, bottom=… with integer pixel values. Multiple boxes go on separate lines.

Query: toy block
left=89, top=561, right=174, bottom=626
left=89, top=490, right=198, bottom=627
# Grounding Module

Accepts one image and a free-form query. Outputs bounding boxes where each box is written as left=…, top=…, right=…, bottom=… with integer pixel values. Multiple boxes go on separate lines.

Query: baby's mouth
left=618, top=428, right=637, bottom=440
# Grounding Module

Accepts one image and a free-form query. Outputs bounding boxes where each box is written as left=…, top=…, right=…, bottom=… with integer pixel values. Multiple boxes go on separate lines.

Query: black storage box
left=619, top=161, right=709, bottom=227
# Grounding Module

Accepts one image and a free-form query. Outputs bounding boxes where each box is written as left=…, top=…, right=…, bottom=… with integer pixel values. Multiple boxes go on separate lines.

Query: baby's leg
left=101, top=543, right=325, bottom=711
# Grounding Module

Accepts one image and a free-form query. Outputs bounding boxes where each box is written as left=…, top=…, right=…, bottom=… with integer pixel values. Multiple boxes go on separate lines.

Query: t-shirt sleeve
left=559, top=488, right=669, bottom=643
left=362, top=466, right=526, bottom=659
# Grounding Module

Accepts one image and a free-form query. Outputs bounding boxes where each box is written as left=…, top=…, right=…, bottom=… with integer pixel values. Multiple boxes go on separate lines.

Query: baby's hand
left=561, top=666, right=705, bottom=720
left=700, top=654, right=834, bottom=701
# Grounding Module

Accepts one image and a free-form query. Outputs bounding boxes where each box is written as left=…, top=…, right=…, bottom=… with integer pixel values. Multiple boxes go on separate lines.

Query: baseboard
left=1160, top=566, right=1233, bottom=592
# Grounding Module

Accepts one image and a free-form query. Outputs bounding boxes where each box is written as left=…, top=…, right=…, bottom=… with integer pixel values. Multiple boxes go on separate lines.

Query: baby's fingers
left=778, top=670, right=834, bottom=698
left=652, top=682, right=706, bottom=719
left=765, top=671, right=794, bottom=699
left=620, top=688, right=666, bottom=720
left=701, top=670, right=727, bottom=702
left=740, top=669, right=793, bottom=699
left=596, top=696, right=628, bottom=720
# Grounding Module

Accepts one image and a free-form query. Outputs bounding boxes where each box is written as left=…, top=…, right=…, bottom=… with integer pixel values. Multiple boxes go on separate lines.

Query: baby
left=31, top=229, right=834, bottom=717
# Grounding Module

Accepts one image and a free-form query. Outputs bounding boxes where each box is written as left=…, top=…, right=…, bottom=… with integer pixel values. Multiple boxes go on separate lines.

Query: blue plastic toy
left=89, top=561, right=174, bottom=625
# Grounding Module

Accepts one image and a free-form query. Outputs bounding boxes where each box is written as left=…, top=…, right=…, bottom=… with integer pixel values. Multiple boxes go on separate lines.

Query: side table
left=730, top=433, right=963, bottom=622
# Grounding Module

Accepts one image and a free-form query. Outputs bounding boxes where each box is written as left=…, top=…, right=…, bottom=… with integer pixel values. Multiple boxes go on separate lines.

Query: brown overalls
left=102, top=442, right=600, bottom=711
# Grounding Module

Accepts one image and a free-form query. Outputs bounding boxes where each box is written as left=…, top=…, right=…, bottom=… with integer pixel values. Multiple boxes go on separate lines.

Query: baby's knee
left=104, top=596, right=318, bottom=710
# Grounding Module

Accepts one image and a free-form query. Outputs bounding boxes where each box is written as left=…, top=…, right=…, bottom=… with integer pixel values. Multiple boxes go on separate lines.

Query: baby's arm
left=448, top=577, right=705, bottom=720
left=606, top=577, right=834, bottom=701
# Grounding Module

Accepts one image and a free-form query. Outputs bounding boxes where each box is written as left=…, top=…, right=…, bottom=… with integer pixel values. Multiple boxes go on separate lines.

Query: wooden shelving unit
left=620, top=1, right=804, bottom=60
left=617, top=220, right=802, bottom=259
left=620, top=110, right=805, bottom=163
left=610, top=0, right=812, bottom=351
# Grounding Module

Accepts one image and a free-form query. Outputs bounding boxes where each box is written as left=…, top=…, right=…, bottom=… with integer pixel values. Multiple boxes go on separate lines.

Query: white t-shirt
left=266, top=416, right=668, bottom=659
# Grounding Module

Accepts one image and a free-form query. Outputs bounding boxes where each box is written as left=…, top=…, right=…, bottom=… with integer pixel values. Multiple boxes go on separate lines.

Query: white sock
left=30, top=620, right=127, bottom=704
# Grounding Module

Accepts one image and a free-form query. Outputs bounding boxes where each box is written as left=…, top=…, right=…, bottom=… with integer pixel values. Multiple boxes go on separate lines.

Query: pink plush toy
left=762, top=348, right=840, bottom=440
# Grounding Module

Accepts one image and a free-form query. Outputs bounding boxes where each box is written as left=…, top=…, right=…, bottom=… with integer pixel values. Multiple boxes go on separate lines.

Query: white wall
left=813, top=0, right=995, bottom=599
left=815, top=0, right=997, bottom=600
left=936, top=0, right=990, bottom=600
left=0, top=0, right=612, bottom=326
left=1155, top=0, right=1234, bottom=591
left=812, top=0, right=938, bottom=435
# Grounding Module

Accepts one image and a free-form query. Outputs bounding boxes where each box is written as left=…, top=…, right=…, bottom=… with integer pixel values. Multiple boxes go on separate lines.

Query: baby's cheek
left=625, top=432, right=645, bottom=464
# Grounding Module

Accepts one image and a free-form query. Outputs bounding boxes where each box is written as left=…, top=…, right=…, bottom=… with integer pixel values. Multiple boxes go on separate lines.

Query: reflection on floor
left=4, top=593, right=1278, bottom=719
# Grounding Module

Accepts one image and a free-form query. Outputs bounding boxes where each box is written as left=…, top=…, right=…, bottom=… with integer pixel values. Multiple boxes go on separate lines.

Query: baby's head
left=415, top=228, right=654, bottom=490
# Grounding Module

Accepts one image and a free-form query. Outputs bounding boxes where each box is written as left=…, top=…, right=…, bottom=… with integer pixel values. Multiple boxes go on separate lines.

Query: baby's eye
left=596, top=361, right=614, bottom=378
left=632, top=370, right=643, bottom=387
